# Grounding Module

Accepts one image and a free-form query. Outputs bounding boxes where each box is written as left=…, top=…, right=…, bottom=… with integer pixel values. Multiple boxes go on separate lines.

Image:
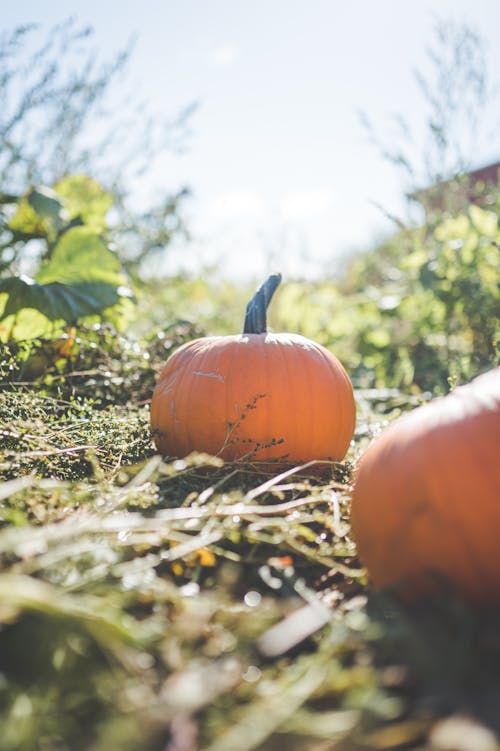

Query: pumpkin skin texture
left=151, top=332, right=355, bottom=464
left=150, top=275, right=355, bottom=465
left=350, top=368, right=500, bottom=604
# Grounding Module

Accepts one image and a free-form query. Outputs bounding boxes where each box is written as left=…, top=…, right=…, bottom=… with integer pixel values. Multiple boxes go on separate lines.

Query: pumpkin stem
left=243, top=273, right=282, bottom=334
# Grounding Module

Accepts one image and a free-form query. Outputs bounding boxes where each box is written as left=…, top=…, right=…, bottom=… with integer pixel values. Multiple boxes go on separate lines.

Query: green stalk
left=243, top=273, right=282, bottom=334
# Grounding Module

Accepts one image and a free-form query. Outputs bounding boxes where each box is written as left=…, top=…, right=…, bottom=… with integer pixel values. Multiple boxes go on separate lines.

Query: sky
left=3, top=1, right=500, bottom=281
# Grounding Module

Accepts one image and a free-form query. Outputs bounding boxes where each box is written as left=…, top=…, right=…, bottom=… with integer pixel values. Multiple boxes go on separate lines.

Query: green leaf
left=469, top=205, right=498, bottom=237
left=8, top=186, right=68, bottom=240
left=28, top=186, right=67, bottom=227
left=0, top=306, right=62, bottom=342
left=36, top=226, right=127, bottom=288
left=0, top=276, right=126, bottom=323
left=8, top=196, right=46, bottom=237
left=0, top=227, right=134, bottom=340
left=419, top=262, right=437, bottom=289
left=401, top=248, right=427, bottom=270
left=434, top=214, right=470, bottom=242
left=27, top=186, right=68, bottom=241
left=54, top=174, right=113, bottom=231
left=365, top=328, right=391, bottom=348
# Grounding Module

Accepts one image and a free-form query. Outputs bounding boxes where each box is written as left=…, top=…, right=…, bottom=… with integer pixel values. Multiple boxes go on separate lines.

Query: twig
left=5, top=444, right=97, bottom=459
left=247, top=460, right=340, bottom=499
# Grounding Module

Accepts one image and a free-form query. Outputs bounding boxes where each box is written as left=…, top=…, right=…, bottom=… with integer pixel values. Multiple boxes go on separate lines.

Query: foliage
left=341, top=16, right=499, bottom=391
left=364, top=204, right=498, bottom=390
left=267, top=196, right=500, bottom=393
left=1, top=318, right=201, bottom=405
left=0, top=176, right=135, bottom=339
left=132, top=203, right=499, bottom=394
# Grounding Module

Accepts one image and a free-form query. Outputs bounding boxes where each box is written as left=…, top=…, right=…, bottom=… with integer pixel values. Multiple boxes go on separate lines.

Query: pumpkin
left=350, top=367, right=500, bottom=603
left=150, top=274, right=355, bottom=465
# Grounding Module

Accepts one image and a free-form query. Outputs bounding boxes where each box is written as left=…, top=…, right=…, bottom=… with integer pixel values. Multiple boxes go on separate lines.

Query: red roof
left=463, top=160, right=500, bottom=185
left=410, top=160, right=500, bottom=210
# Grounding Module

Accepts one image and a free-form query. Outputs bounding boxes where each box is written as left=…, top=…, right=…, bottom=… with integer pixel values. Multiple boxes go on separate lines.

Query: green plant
left=342, top=202, right=500, bottom=391
left=0, top=176, right=133, bottom=340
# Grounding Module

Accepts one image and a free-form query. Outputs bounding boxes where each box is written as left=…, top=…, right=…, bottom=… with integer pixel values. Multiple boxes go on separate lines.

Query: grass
left=1, top=328, right=499, bottom=751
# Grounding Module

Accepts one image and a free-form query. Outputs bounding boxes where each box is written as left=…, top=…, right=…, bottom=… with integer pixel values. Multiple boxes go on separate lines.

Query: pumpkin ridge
left=431, top=414, right=500, bottom=598
left=154, top=341, right=199, bottom=456
left=222, top=338, right=238, bottom=458
left=322, top=347, right=344, bottom=459
left=392, top=424, right=454, bottom=584
left=230, top=336, right=266, bottom=460
left=303, top=341, right=324, bottom=460
left=190, top=341, right=216, bottom=455
left=354, top=429, right=421, bottom=583
left=275, top=336, right=294, bottom=462
left=457, top=407, right=500, bottom=595
left=339, top=350, right=356, bottom=449
left=262, top=336, right=276, bottom=459
left=220, top=338, right=245, bottom=458
left=189, top=337, right=225, bottom=454
left=290, top=338, right=308, bottom=457
left=171, top=342, right=200, bottom=455
left=422, top=420, right=480, bottom=594
left=320, top=343, right=354, bottom=459
left=298, top=340, right=319, bottom=458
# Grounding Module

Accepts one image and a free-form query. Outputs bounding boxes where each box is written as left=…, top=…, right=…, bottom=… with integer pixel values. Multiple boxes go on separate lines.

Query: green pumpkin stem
left=243, top=273, right=282, bottom=334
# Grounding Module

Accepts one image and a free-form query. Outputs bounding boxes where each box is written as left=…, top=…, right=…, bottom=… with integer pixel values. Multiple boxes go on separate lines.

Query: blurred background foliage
left=134, top=191, right=500, bottom=395
left=274, top=197, right=500, bottom=392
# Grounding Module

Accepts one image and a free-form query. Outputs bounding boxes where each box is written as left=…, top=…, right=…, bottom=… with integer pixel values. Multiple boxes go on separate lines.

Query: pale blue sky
left=3, top=1, right=500, bottom=280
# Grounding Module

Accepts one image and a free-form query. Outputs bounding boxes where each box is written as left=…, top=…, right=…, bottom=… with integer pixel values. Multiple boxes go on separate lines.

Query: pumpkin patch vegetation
left=150, top=274, right=356, bottom=465
left=350, top=367, right=500, bottom=604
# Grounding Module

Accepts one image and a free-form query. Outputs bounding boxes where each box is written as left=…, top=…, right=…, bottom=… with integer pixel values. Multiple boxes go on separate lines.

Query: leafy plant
left=330, top=16, right=499, bottom=392
left=0, top=176, right=133, bottom=340
left=345, top=200, right=500, bottom=391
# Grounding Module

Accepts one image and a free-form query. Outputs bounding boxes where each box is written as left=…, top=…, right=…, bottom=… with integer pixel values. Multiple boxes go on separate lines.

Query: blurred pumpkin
left=150, top=274, right=355, bottom=466
left=350, top=367, right=500, bottom=603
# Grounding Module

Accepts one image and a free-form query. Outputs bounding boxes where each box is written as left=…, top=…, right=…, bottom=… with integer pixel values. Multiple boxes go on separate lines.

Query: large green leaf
left=0, top=226, right=133, bottom=340
left=36, top=226, right=127, bottom=288
left=8, top=196, right=45, bottom=238
left=28, top=186, right=67, bottom=231
left=53, top=175, right=113, bottom=231
left=0, top=276, right=125, bottom=322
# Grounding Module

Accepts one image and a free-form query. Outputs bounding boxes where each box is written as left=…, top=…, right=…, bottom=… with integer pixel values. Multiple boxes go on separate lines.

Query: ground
left=1, top=326, right=499, bottom=751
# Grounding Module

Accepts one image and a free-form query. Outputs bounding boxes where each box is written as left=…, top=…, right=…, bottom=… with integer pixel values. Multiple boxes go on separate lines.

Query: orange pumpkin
left=150, top=274, right=355, bottom=465
left=350, top=367, right=500, bottom=603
